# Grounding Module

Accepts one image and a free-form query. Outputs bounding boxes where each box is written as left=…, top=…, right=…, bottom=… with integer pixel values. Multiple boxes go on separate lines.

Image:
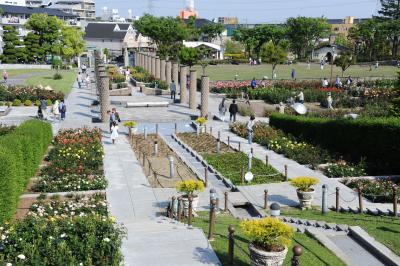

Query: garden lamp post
left=322, top=184, right=328, bottom=214
left=168, top=156, right=174, bottom=179
left=210, top=188, right=217, bottom=204
left=330, top=46, right=335, bottom=86
left=270, top=203, right=281, bottom=217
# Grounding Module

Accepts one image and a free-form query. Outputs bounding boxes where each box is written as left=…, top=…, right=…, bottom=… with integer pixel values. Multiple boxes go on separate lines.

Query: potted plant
left=176, top=180, right=204, bottom=214
left=195, top=117, right=207, bottom=135
left=290, top=176, right=320, bottom=209
left=241, top=217, right=294, bottom=266
left=123, top=121, right=137, bottom=137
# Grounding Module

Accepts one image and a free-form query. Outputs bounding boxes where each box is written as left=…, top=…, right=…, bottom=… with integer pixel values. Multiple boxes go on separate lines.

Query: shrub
left=342, top=177, right=397, bottom=203
left=238, top=105, right=255, bottom=117
left=290, top=176, right=320, bottom=192
left=35, top=99, right=40, bottom=106
left=123, top=121, right=137, bottom=128
left=46, top=99, right=53, bottom=106
left=12, top=99, right=21, bottom=106
left=0, top=120, right=52, bottom=223
left=269, top=114, right=400, bottom=174
left=24, top=99, right=32, bottom=106
left=176, top=180, right=204, bottom=196
left=196, top=117, right=207, bottom=125
left=112, top=74, right=126, bottom=83
left=53, top=73, right=63, bottom=80
left=325, top=161, right=366, bottom=178
left=240, top=217, right=294, bottom=251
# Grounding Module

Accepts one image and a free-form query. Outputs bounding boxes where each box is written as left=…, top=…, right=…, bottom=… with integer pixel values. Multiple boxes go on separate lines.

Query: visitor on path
left=307, top=60, right=311, bottom=70
left=77, top=73, right=83, bottom=88
left=40, top=97, right=48, bottom=120
left=375, top=61, right=379, bottom=69
left=59, top=99, right=66, bottom=120
left=261, top=76, right=268, bottom=88
left=52, top=100, right=60, bottom=121
left=291, top=69, right=296, bottom=80
left=320, top=60, right=324, bottom=70
left=251, top=78, right=257, bottom=89
left=170, top=80, right=176, bottom=100
left=86, top=75, right=90, bottom=87
left=322, top=78, right=329, bottom=88
left=249, top=57, right=252, bottom=65
left=81, top=64, right=87, bottom=74
left=229, top=100, right=238, bottom=123
left=37, top=105, right=43, bottom=119
left=3, top=70, right=8, bottom=83
left=327, top=93, right=334, bottom=110
left=297, top=90, right=304, bottom=104
left=335, top=76, right=342, bottom=89
left=218, top=98, right=227, bottom=122
left=245, top=93, right=251, bottom=106
left=345, top=76, right=353, bottom=87
left=110, top=121, right=119, bottom=144
left=125, top=68, right=130, bottom=81
left=247, top=115, right=255, bottom=145
left=109, top=108, right=121, bottom=132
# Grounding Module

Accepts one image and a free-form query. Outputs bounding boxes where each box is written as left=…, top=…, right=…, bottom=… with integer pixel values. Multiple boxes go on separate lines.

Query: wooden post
left=336, top=187, right=340, bottom=212
left=177, top=198, right=182, bottom=221
left=175, top=123, right=177, bottom=134
left=228, top=225, right=235, bottom=266
left=284, top=165, right=288, bottom=181
left=265, top=155, right=268, bottom=165
left=143, top=153, right=146, bottom=166
left=208, top=199, right=216, bottom=240
left=227, top=136, right=230, bottom=150
left=241, top=166, right=245, bottom=183
left=224, top=191, right=228, bottom=212
left=393, top=186, right=398, bottom=217
left=238, top=142, right=241, bottom=152
left=170, top=196, right=176, bottom=218
left=358, top=187, right=363, bottom=214
left=264, top=189, right=268, bottom=210
left=188, top=195, right=193, bottom=226
left=291, top=245, right=303, bottom=266
left=204, top=167, right=208, bottom=187
left=210, top=126, right=213, bottom=135
left=156, top=123, right=159, bottom=136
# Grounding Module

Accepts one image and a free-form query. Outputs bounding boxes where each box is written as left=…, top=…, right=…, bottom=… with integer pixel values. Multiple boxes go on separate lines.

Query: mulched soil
left=177, top=133, right=233, bottom=154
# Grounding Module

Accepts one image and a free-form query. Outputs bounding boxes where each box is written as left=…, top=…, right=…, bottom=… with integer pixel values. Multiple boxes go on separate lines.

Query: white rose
left=17, top=254, right=26, bottom=260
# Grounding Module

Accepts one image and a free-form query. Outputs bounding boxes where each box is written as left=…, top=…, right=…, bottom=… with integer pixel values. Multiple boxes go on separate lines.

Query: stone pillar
left=166, top=61, right=172, bottom=86
left=201, top=75, right=210, bottom=118
left=97, top=64, right=106, bottom=95
left=146, top=54, right=151, bottom=72
left=160, top=59, right=166, bottom=81
left=124, top=47, right=129, bottom=67
left=99, top=71, right=110, bottom=122
left=189, top=69, right=197, bottom=110
left=134, top=51, right=138, bottom=66
left=172, top=62, right=179, bottom=87
left=180, top=66, right=188, bottom=104
left=151, top=56, right=156, bottom=77
left=140, top=53, right=144, bottom=67
left=155, top=57, right=161, bottom=79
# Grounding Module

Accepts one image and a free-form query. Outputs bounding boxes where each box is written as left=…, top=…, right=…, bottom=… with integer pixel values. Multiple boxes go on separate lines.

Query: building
left=183, top=41, right=224, bottom=59
left=84, top=22, right=153, bottom=64
left=179, top=0, right=198, bottom=19
left=328, top=16, right=368, bottom=42
left=0, top=0, right=25, bottom=6
left=311, top=44, right=349, bottom=62
left=217, top=17, right=238, bottom=25
left=47, top=0, right=95, bottom=21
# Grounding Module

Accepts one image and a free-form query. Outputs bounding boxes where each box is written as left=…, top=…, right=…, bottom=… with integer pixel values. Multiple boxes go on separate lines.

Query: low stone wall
left=109, top=88, right=132, bottom=96
left=140, top=85, right=170, bottom=96
left=0, top=64, right=52, bottom=70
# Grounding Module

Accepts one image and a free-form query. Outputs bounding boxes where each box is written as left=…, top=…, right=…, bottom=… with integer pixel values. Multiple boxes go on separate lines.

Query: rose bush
left=0, top=85, right=64, bottom=102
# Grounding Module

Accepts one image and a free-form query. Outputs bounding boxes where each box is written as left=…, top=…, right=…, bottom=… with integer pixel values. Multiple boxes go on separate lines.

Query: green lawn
left=193, top=212, right=346, bottom=266
left=25, top=69, right=77, bottom=94
left=202, top=152, right=283, bottom=185
left=5, top=69, right=52, bottom=78
left=194, top=64, right=399, bottom=81
left=281, top=208, right=400, bottom=256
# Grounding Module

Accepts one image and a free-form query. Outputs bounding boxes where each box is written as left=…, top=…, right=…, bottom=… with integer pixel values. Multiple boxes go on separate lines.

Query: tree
left=224, top=40, right=244, bottom=55
left=334, top=52, right=355, bottom=76
left=134, top=14, right=190, bottom=59
left=60, top=26, right=85, bottom=62
left=286, top=17, right=331, bottom=59
left=24, top=32, right=45, bottom=63
left=261, top=41, right=288, bottom=78
left=233, top=27, right=256, bottom=58
left=252, top=24, right=287, bottom=58
left=178, top=47, right=200, bottom=67
left=200, top=22, right=224, bottom=42
left=377, top=0, right=400, bottom=58
left=1, top=26, right=26, bottom=63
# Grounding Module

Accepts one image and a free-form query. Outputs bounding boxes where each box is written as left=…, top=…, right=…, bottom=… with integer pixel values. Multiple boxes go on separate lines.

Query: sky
left=95, top=0, right=381, bottom=23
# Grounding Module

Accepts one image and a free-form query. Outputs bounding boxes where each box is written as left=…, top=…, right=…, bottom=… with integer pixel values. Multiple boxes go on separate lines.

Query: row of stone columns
left=94, top=50, right=110, bottom=122
left=134, top=51, right=209, bottom=118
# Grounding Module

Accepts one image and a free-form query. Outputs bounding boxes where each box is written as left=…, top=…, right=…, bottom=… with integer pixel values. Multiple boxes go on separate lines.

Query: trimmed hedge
left=0, top=120, right=52, bottom=223
left=269, top=114, right=400, bottom=174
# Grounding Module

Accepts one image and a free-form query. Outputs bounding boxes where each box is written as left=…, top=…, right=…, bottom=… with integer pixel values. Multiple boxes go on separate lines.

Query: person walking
left=250, top=78, right=257, bottom=89
left=52, top=99, right=60, bottom=121
left=109, top=108, right=121, bottom=132
left=170, top=80, right=176, bottom=101
left=59, top=99, right=66, bottom=120
left=3, top=70, right=8, bottom=83
left=247, top=115, right=255, bottom=144
left=229, top=99, right=238, bottom=123
left=291, top=68, right=296, bottom=80
left=110, top=121, right=119, bottom=144
left=218, top=97, right=227, bottom=122
left=40, top=97, right=48, bottom=120
left=77, top=73, right=83, bottom=88
left=297, top=90, right=304, bottom=104
left=327, top=93, right=334, bottom=110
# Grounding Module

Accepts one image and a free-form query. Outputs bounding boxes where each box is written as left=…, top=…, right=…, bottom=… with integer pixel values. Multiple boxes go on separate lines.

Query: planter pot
left=181, top=194, right=199, bottom=216
left=249, top=244, right=288, bottom=266
left=296, top=189, right=315, bottom=209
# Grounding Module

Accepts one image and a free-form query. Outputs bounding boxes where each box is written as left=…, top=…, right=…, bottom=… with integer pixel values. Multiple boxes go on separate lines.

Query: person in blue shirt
left=291, top=69, right=296, bottom=80
left=335, top=76, right=341, bottom=89
left=251, top=78, right=257, bottom=89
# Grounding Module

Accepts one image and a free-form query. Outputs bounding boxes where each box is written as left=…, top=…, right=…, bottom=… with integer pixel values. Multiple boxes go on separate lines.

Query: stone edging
left=280, top=215, right=349, bottom=233
left=20, top=190, right=106, bottom=199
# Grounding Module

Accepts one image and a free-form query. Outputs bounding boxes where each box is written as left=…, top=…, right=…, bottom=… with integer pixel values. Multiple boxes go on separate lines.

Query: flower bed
left=32, top=174, right=107, bottom=193
left=0, top=85, right=64, bottom=103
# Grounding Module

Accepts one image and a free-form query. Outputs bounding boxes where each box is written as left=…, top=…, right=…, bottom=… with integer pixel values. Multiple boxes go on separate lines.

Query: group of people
left=321, top=76, right=353, bottom=89
left=249, top=58, right=261, bottom=65
left=107, top=108, right=121, bottom=144
left=37, top=98, right=66, bottom=121
left=77, top=64, right=90, bottom=89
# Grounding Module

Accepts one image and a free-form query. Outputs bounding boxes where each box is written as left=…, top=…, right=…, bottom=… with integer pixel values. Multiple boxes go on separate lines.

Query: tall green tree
left=1, top=26, right=26, bottom=63
left=60, top=26, right=85, bottom=62
left=200, top=22, right=224, bottom=42
left=233, top=27, right=256, bottom=58
left=261, top=41, right=288, bottom=78
left=134, top=14, right=190, bottom=59
left=24, top=32, right=45, bottom=63
left=286, top=17, right=331, bottom=58
left=252, top=24, right=287, bottom=58
left=178, top=47, right=200, bottom=67
left=224, top=40, right=244, bottom=55
left=377, top=0, right=400, bottom=58
left=334, top=52, right=355, bottom=76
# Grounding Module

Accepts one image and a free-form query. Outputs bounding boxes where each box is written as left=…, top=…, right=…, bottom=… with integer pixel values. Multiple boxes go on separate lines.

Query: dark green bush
left=12, top=99, right=21, bottom=106
left=269, top=114, right=400, bottom=174
left=0, top=120, right=52, bottom=223
left=53, top=73, right=63, bottom=80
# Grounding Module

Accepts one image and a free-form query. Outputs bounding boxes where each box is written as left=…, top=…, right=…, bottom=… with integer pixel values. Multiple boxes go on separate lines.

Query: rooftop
left=85, top=22, right=133, bottom=40
left=0, top=4, right=77, bottom=18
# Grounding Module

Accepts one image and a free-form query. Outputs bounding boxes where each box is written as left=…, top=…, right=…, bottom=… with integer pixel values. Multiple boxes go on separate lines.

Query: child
left=110, top=121, right=119, bottom=144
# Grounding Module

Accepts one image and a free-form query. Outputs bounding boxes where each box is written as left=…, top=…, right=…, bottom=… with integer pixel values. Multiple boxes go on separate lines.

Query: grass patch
left=5, top=69, right=52, bottom=78
left=281, top=208, right=400, bottom=256
left=202, top=152, right=283, bottom=185
left=192, top=212, right=346, bottom=266
left=194, top=64, right=398, bottom=81
left=26, top=70, right=77, bottom=94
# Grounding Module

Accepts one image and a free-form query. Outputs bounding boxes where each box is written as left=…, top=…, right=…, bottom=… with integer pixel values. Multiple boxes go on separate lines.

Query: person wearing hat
left=327, top=92, right=333, bottom=109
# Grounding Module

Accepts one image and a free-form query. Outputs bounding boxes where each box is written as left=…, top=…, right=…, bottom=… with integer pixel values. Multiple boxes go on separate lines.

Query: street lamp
left=330, top=46, right=336, bottom=86
left=210, top=188, right=217, bottom=202
left=270, top=202, right=281, bottom=217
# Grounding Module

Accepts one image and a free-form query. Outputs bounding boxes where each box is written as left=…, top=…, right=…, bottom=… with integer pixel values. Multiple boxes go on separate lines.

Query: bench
left=126, top=102, right=169, bottom=108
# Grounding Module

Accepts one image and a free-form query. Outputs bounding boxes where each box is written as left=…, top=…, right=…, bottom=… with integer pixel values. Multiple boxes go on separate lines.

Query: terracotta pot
left=249, top=244, right=288, bottom=266
left=296, top=189, right=315, bottom=209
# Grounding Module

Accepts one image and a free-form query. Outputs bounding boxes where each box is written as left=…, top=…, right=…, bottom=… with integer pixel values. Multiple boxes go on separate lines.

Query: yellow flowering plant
left=240, top=217, right=294, bottom=252
left=196, top=117, right=207, bottom=126
left=123, top=121, right=137, bottom=128
left=176, top=180, right=204, bottom=196
left=289, top=176, right=319, bottom=192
